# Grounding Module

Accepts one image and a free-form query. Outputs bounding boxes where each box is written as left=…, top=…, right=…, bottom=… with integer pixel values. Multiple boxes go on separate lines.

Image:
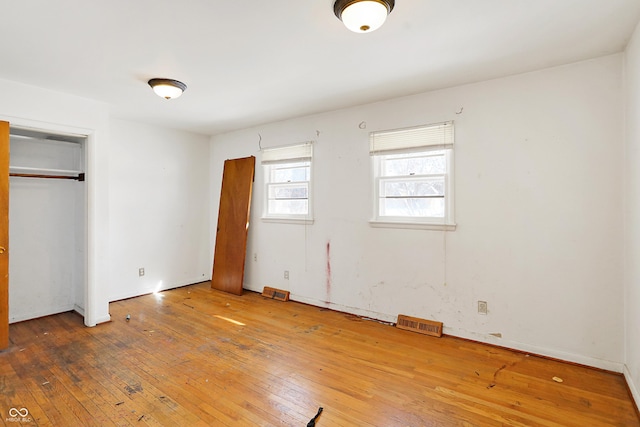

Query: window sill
left=261, top=217, right=314, bottom=225
left=369, top=220, right=456, bottom=231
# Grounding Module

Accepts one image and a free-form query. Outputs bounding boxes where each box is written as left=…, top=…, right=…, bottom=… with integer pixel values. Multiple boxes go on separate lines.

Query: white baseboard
left=447, top=328, right=624, bottom=373
left=109, top=277, right=207, bottom=303
left=73, top=304, right=85, bottom=317
left=9, top=304, right=75, bottom=324
left=275, top=292, right=625, bottom=373
left=288, top=293, right=397, bottom=322
left=93, top=314, right=112, bottom=326
left=624, top=365, right=640, bottom=409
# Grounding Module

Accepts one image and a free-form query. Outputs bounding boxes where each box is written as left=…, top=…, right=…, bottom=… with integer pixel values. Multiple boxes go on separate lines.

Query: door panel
left=211, top=156, right=255, bottom=295
left=0, top=121, right=9, bottom=350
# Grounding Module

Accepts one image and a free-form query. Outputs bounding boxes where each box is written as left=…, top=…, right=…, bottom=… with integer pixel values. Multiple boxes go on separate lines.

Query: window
left=261, top=142, right=313, bottom=222
left=370, top=121, right=455, bottom=229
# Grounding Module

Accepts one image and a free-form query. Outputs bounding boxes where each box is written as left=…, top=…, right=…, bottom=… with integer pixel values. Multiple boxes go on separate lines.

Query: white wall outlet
left=139, top=267, right=145, bottom=277
left=253, top=253, right=257, bottom=262
left=478, top=300, right=488, bottom=315
left=284, top=270, right=289, bottom=280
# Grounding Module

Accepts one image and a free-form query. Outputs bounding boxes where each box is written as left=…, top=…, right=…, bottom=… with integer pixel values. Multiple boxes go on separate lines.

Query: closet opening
left=8, top=127, right=87, bottom=324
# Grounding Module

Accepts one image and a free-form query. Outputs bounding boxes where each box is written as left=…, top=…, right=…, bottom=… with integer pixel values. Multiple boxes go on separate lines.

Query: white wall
left=0, top=78, right=111, bottom=326
left=0, top=79, right=212, bottom=327
left=624, top=21, right=640, bottom=407
left=211, top=54, right=625, bottom=371
left=108, top=119, right=211, bottom=301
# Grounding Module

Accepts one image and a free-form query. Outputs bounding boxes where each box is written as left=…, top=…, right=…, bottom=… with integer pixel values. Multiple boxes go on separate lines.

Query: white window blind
left=370, top=121, right=456, bottom=229
left=261, top=142, right=313, bottom=164
left=370, top=121, right=454, bottom=155
left=261, top=141, right=314, bottom=222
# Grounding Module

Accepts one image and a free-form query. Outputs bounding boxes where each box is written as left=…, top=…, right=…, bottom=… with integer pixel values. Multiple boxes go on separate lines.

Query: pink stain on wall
left=326, top=241, right=332, bottom=303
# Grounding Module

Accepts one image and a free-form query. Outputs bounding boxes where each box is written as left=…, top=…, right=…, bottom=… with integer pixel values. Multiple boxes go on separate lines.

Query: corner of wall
left=625, top=365, right=640, bottom=411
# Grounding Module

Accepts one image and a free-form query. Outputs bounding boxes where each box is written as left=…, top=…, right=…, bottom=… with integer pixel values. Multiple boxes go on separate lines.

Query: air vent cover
left=396, top=314, right=443, bottom=337
left=262, top=287, right=290, bottom=301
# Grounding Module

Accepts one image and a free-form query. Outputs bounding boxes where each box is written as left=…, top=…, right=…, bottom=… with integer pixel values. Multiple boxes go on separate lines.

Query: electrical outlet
left=284, top=270, right=289, bottom=280
left=253, top=253, right=257, bottom=262
left=478, top=300, right=488, bottom=315
left=139, top=268, right=145, bottom=277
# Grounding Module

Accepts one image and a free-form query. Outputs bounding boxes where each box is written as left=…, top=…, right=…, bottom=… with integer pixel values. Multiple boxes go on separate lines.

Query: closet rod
left=9, top=173, right=85, bottom=181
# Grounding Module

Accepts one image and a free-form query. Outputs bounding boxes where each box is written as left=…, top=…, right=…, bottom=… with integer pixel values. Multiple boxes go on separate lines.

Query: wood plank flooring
left=0, top=281, right=638, bottom=426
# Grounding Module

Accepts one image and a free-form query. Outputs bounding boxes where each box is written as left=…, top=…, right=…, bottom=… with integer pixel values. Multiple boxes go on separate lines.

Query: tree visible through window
left=371, top=122, right=455, bottom=226
left=266, top=160, right=310, bottom=216
left=261, top=142, right=313, bottom=221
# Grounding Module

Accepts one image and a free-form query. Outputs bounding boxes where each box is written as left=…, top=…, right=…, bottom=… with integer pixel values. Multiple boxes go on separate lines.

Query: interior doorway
left=1, top=119, right=96, bottom=351
left=8, top=126, right=87, bottom=324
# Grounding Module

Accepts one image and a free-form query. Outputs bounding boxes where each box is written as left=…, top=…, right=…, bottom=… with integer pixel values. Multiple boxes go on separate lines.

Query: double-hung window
left=261, top=142, right=313, bottom=222
left=370, top=121, right=455, bottom=229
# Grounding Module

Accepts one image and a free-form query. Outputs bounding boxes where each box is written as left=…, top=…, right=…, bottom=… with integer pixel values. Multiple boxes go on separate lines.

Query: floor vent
left=396, top=314, right=443, bottom=337
left=262, top=287, right=290, bottom=301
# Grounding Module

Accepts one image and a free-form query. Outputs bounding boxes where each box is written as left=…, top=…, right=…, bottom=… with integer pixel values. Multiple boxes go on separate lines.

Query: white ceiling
left=2, top=1, right=639, bottom=136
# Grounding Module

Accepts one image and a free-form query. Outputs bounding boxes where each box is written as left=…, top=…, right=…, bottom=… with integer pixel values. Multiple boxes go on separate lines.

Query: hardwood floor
left=0, top=281, right=638, bottom=426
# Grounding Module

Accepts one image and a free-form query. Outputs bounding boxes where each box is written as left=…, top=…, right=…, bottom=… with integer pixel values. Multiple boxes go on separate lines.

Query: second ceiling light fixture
left=148, top=1, right=394, bottom=100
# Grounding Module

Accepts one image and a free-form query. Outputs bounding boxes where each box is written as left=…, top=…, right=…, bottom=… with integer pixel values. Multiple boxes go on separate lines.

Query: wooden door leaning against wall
left=211, top=156, right=255, bottom=296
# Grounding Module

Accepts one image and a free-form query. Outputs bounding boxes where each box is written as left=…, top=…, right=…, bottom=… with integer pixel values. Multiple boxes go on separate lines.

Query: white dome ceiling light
left=333, top=0, right=395, bottom=33
left=148, top=78, right=187, bottom=100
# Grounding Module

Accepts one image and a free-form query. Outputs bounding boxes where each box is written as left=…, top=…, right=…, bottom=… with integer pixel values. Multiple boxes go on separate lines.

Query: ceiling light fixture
left=147, top=78, right=187, bottom=100
left=334, top=0, right=394, bottom=33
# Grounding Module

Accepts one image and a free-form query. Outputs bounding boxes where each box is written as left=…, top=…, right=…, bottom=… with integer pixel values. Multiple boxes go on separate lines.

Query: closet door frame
left=0, top=117, right=99, bottom=342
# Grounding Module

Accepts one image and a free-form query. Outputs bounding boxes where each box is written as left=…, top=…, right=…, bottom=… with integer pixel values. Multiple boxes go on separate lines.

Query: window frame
left=261, top=142, right=314, bottom=224
left=369, top=122, right=456, bottom=230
